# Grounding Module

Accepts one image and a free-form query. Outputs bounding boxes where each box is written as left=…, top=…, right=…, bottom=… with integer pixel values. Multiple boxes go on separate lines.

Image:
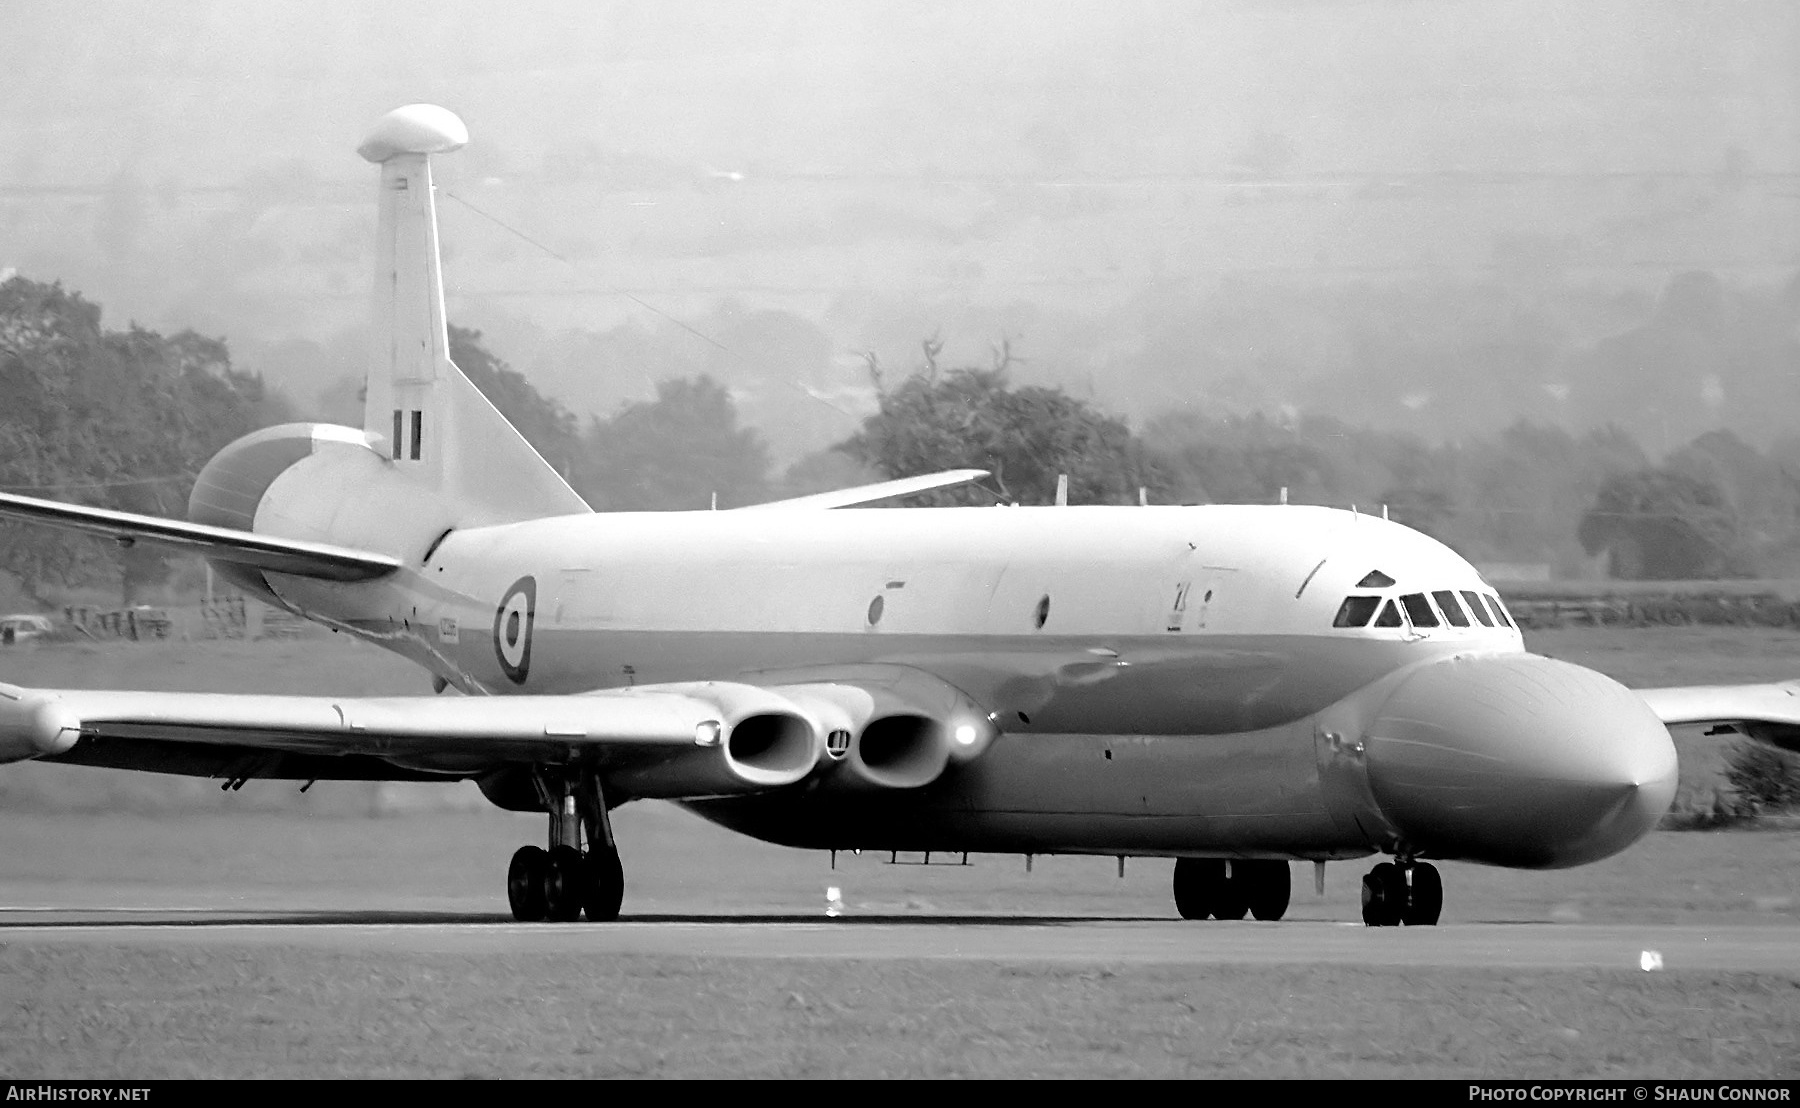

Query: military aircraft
left=3, top=106, right=1795, bottom=926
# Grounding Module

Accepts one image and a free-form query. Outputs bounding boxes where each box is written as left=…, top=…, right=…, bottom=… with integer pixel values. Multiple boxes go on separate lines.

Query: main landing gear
left=1360, top=859, right=1441, bottom=927
left=506, top=767, right=624, bottom=922
left=1172, top=858, right=1291, bottom=921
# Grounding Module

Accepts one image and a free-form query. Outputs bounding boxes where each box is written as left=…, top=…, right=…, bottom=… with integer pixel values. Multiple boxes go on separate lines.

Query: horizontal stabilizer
left=0, top=490, right=400, bottom=582
left=742, top=469, right=990, bottom=511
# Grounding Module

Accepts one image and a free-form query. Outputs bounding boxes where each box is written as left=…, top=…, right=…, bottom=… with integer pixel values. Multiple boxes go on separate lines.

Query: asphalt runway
left=3, top=903, right=1794, bottom=972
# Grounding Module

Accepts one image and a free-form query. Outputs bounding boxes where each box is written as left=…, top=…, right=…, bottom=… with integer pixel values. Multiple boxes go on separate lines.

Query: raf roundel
left=493, top=576, right=536, bottom=685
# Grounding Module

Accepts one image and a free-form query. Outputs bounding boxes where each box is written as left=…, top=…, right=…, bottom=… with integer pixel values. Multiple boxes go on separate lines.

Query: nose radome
left=1364, top=653, right=1677, bottom=868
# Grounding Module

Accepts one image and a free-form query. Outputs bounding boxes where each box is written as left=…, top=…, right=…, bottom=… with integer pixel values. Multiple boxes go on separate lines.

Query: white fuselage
left=239, top=501, right=1678, bottom=870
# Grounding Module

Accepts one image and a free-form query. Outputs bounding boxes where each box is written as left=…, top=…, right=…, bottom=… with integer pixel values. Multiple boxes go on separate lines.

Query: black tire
left=1403, top=863, right=1443, bottom=926
left=1361, top=861, right=1403, bottom=927
left=1172, top=858, right=1214, bottom=920
left=1212, top=862, right=1250, bottom=920
left=507, top=845, right=548, bottom=922
left=583, top=847, right=625, bottom=922
left=1245, top=860, right=1291, bottom=922
left=544, top=845, right=585, bottom=922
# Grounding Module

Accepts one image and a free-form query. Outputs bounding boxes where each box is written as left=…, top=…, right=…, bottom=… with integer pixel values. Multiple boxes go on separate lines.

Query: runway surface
left=3, top=904, right=1794, bottom=972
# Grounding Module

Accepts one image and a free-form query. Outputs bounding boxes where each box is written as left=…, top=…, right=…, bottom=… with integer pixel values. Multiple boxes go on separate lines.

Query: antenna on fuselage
left=1055, top=474, right=1069, bottom=506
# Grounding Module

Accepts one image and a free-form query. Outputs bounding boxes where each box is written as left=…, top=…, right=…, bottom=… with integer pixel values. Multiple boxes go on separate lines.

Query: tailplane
left=357, top=105, right=589, bottom=524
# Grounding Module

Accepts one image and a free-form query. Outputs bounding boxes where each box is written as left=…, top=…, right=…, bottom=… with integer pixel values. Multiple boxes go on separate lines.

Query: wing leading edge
left=741, top=469, right=990, bottom=510
left=1639, top=681, right=1800, bottom=752
left=0, top=490, right=400, bottom=582
left=0, top=680, right=818, bottom=797
left=0, top=664, right=1000, bottom=799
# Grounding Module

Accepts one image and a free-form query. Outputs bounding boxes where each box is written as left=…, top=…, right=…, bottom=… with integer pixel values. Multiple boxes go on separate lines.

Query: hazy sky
left=2, top=1, right=1795, bottom=449
left=9, top=1, right=1793, bottom=182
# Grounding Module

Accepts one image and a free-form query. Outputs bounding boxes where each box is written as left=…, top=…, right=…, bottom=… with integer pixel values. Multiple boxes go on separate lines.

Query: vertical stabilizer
left=357, top=105, right=590, bottom=524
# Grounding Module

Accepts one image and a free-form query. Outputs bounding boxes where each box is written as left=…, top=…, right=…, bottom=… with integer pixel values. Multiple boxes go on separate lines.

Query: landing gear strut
left=1173, top=858, right=1291, bottom=921
left=1360, top=859, right=1441, bottom=926
left=506, top=766, right=624, bottom=922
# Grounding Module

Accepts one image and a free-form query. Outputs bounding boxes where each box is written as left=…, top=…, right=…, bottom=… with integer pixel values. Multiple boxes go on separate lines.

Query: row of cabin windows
left=1332, top=588, right=1513, bottom=631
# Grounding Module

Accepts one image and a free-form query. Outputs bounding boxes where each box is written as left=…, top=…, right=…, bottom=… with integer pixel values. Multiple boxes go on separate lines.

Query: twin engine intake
left=603, top=668, right=996, bottom=800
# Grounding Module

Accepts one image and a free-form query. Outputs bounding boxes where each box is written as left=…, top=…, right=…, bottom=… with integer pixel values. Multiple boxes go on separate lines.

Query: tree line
left=5, top=272, right=1798, bottom=607
left=0, top=277, right=289, bottom=604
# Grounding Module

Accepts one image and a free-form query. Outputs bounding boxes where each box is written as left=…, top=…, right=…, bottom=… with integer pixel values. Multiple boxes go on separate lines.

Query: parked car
left=0, top=614, right=54, bottom=645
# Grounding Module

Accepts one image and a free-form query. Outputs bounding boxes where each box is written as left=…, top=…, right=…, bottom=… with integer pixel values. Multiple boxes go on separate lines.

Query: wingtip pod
left=357, top=104, right=469, bottom=163
left=0, top=690, right=80, bottom=764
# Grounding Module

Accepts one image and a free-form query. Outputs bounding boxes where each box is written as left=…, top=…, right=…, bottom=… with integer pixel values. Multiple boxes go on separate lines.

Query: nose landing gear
left=1360, top=859, right=1441, bottom=926
left=506, top=767, right=625, bottom=922
left=1172, top=858, right=1291, bottom=921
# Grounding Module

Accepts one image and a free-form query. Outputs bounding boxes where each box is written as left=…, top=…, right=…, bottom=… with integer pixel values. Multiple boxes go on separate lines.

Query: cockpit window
left=1460, top=589, right=1494, bottom=627
left=1399, top=593, right=1439, bottom=628
left=1373, top=599, right=1403, bottom=627
left=1485, top=593, right=1514, bottom=628
left=1332, top=595, right=1382, bottom=627
left=1432, top=590, right=1470, bottom=627
left=1356, top=570, right=1396, bottom=588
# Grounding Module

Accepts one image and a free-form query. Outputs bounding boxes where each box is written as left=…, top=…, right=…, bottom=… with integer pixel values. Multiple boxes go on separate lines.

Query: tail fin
left=357, top=105, right=589, bottom=524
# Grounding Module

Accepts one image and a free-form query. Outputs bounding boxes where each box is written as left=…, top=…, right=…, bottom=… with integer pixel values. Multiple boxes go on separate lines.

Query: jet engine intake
left=850, top=714, right=951, bottom=790
left=760, top=668, right=998, bottom=791
left=603, top=681, right=827, bottom=798
left=725, top=712, right=820, bottom=787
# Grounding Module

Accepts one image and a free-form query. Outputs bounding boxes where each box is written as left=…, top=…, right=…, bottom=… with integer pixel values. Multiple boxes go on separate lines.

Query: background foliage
left=0, top=277, right=289, bottom=604
left=10, top=271, right=1800, bottom=605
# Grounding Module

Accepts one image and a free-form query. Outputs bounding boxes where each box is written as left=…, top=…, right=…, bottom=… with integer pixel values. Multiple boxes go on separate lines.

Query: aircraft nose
left=1363, top=653, right=1677, bottom=868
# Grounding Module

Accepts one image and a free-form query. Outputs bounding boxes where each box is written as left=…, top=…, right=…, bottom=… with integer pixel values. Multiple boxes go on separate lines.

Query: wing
left=0, top=490, right=399, bottom=582
left=0, top=664, right=998, bottom=799
left=0, top=679, right=819, bottom=797
left=1638, top=681, right=1800, bottom=752
left=741, top=469, right=989, bottom=510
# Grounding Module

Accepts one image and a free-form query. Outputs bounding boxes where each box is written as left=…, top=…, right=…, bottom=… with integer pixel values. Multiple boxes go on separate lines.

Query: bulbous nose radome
left=1364, top=653, right=1677, bottom=868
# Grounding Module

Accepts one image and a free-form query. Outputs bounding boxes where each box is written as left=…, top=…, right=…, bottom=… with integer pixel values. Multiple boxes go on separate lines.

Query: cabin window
left=1373, top=599, right=1403, bottom=627
left=1432, top=590, right=1470, bottom=627
left=1400, top=593, right=1439, bottom=627
left=410, top=410, right=423, bottom=460
left=1486, top=593, right=1514, bottom=628
left=1356, top=570, right=1396, bottom=588
left=1461, top=589, right=1494, bottom=627
left=391, top=409, right=403, bottom=459
left=1332, top=595, right=1382, bottom=627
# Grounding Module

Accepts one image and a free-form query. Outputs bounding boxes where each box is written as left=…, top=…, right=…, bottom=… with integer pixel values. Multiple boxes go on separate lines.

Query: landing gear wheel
left=1361, top=861, right=1405, bottom=927
left=1402, top=862, right=1442, bottom=926
left=1244, top=860, right=1291, bottom=922
left=1211, top=863, right=1250, bottom=920
left=544, top=844, right=585, bottom=922
left=583, top=847, right=625, bottom=922
left=507, top=845, right=548, bottom=922
left=1172, top=858, right=1214, bottom=920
